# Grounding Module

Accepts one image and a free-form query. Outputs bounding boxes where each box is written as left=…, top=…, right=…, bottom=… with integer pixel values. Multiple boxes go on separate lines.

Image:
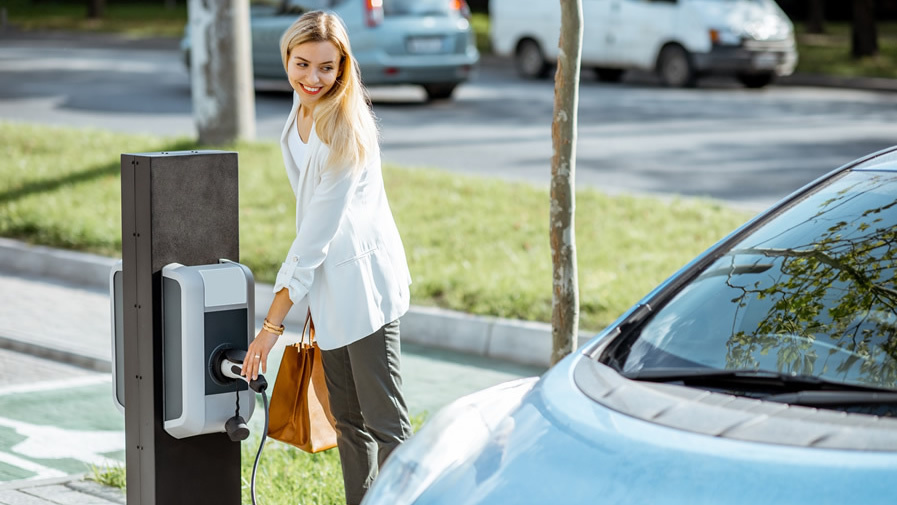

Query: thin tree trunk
left=807, top=0, right=825, bottom=34
left=550, top=0, right=582, bottom=366
left=188, top=0, right=256, bottom=144
left=852, top=0, right=878, bottom=58
left=86, top=0, right=105, bottom=19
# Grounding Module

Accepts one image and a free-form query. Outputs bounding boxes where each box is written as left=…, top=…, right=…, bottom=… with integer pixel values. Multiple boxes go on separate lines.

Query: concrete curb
left=0, top=474, right=87, bottom=491
left=0, top=238, right=566, bottom=368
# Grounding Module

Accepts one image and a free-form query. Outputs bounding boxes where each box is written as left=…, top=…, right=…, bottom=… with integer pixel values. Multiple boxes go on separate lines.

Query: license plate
left=407, top=36, right=447, bottom=54
left=753, top=52, right=778, bottom=69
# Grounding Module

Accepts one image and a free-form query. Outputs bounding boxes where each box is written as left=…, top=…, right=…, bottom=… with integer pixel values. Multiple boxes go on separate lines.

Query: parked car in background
left=182, top=0, right=479, bottom=100
left=490, top=0, right=798, bottom=88
left=361, top=146, right=897, bottom=505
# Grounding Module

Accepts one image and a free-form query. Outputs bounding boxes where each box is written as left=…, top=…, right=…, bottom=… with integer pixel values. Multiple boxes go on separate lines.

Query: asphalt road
left=3, top=31, right=897, bottom=210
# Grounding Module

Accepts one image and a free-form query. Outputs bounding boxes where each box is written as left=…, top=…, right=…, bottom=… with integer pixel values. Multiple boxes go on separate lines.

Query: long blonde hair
left=280, top=11, right=378, bottom=172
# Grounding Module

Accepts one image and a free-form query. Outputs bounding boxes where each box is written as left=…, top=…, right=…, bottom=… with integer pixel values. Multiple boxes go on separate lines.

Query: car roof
left=848, top=145, right=897, bottom=173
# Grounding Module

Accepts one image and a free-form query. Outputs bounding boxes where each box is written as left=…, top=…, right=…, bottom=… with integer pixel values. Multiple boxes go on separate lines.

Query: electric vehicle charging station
left=117, top=150, right=258, bottom=505
left=111, top=260, right=258, bottom=438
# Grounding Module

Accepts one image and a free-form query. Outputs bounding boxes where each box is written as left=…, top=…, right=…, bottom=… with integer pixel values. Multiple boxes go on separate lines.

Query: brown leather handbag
left=267, top=310, right=338, bottom=453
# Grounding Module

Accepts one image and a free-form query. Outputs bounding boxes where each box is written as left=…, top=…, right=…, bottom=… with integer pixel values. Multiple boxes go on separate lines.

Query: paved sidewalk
left=0, top=477, right=124, bottom=505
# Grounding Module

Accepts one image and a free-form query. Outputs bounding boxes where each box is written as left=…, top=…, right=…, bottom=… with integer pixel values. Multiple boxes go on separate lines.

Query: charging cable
left=218, top=351, right=270, bottom=505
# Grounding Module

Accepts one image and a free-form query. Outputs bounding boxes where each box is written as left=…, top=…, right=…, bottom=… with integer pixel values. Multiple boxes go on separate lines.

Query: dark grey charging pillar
left=120, top=150, right=240, bottom=505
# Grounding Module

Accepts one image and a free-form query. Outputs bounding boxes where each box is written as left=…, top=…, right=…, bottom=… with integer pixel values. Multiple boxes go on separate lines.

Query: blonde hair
left=280, top=11, right=378, bottom=172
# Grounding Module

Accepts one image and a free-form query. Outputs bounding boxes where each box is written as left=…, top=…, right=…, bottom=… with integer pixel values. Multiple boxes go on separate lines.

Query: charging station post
left=120, top=151, right=242, bottom=505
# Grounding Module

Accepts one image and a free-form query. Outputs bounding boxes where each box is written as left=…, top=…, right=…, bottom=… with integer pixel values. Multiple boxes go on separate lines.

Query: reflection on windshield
left=620, top=171, right=897, bottom=389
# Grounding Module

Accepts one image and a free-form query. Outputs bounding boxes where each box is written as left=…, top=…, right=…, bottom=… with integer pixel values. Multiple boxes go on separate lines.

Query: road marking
left=0, top=375, right=111, bottom=397
left=0, top=417, right=123, bottom=468
left=0, top=451, right=66, bottom=480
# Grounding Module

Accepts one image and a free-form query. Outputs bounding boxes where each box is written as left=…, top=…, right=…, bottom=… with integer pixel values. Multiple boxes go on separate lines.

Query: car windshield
left=614, top=170, right=897, bottom=390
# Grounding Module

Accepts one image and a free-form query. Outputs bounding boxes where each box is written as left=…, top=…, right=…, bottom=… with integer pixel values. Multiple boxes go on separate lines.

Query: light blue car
left=363, top=147, right=897, bottom=504
left=183, top=0, right=479, bottom=100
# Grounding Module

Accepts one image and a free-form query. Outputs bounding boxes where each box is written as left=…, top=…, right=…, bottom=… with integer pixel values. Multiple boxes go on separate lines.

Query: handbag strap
left=298, top=308, right=316, bottom=347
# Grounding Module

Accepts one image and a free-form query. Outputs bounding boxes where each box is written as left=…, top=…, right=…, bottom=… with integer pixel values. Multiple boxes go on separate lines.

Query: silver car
left=183, top=0, right=479, bottom=100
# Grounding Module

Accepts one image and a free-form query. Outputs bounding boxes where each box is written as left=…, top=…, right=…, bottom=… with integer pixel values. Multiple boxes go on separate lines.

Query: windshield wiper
left=764, top=390, right=897, bottom=407
left=623, top=367, right=896, bottom=395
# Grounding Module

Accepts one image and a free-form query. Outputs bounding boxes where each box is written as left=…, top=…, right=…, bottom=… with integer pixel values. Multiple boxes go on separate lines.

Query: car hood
left=413, top=351, right=897, bottom=505
left=686, top=0, right=793, bottom=41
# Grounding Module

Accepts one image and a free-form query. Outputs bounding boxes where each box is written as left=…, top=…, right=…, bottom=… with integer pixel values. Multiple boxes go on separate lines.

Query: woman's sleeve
left=273, top=164, right=363, bottom=304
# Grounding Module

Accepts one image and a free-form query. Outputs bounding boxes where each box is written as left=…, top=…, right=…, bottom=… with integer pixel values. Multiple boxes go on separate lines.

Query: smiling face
left=287, top=40, right=342, bottom=112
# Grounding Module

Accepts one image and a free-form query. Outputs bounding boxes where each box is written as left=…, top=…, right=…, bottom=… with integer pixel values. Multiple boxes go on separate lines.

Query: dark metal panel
left=149, top=151, right=239, bottom=271
left=121, top=150, right=242, bottom=505
left=204, top=308, right=249, bottom=396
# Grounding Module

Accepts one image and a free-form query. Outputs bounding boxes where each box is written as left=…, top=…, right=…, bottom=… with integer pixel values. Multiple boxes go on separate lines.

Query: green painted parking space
left=0, top=342, right=542, bottom=484
left=0, top=375, right=124, bottom=482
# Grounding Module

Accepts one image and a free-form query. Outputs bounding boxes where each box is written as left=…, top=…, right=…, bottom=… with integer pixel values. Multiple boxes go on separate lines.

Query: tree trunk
left=550, top=0, right=582, bottom=366
left=807, top=0, right=825, bottom=34
left=86, top=0, right=105, bottom=19
left=852, top=0, right=878, bottom=58
left=188, top=0, right=256, bottom=144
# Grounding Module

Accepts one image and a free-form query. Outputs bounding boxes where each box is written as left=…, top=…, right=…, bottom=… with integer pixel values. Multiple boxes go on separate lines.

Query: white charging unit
left=110, top=260, right=256, bottom=439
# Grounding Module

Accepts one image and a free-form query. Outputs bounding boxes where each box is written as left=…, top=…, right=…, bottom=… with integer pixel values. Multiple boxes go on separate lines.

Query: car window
left=384, top=0, right=453, bottom=16
left=282, top=0, right=334, bottom=12
left=616, top=171, right=897, bottom=389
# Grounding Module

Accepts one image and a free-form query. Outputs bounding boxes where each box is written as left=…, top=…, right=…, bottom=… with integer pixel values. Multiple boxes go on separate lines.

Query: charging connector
left=217, top=348, right=268, bottom=393
left=210, top=348, right=271, bottom=505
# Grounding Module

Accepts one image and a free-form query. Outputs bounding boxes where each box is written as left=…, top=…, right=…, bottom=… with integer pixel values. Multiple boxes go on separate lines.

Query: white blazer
left=273, top=93, right=412, bottom=350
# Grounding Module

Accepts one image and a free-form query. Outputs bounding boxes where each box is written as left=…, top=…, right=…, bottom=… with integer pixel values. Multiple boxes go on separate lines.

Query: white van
left=490, top=0, right=798, bottom=88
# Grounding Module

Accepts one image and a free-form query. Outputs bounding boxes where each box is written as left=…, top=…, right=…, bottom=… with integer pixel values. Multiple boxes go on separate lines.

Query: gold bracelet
left=263, top=322, right=284, bottom=335
left=263, top=319, right=284, bottom=336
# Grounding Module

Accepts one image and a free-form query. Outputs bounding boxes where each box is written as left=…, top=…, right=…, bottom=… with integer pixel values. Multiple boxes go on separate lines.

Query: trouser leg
left=321, top=320, right=413, bottom=505
left=345, top=319, right=413, bottom=467
left=321, top=343, right=378, bottom=505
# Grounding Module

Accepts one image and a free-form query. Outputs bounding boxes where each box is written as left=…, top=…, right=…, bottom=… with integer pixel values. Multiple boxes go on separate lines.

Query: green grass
left=471, top=12, right=491, bottom=54
left=0, top=121, right=752, bottom=330
left=794, top=22, right=897, bottom=79
left=4, top=0, right=188, bottom=38
left=89, top=412, right=428, bottom=504
left=89, top=462, right=127, bottom=489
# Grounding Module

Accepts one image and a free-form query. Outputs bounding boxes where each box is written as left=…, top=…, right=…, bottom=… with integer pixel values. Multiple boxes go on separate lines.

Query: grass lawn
left=90, top=412, right=428, bottom=504
left=0, top=121, right=752, bottom=331
left=794, top=22, right=897, bottom=79
left=3, top=0, right=188, bottom=38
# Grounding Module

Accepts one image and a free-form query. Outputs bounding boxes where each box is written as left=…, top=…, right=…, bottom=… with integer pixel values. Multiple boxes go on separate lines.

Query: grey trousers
left=320, top=319, right=413, bottom=505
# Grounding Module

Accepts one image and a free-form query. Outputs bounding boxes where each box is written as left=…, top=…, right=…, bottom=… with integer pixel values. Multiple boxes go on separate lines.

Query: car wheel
left=515, top=39, right=550, bottom=79
left=595, top=68, right=625, bottom=83
left=656, top=45, right=696, bottom=88
left=423, top=83, right=457, bottom=101
left=737, top=72, right=775, bottom=89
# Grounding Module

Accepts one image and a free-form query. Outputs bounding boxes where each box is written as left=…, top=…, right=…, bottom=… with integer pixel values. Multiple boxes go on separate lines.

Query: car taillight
left=364, top=0, right=384, bottom=27
left=451, top=0, right=472, bottom=20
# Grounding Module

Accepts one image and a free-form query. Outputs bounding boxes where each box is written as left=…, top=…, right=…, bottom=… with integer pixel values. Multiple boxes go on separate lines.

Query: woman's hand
left=242, top=329, right=280, bottom=381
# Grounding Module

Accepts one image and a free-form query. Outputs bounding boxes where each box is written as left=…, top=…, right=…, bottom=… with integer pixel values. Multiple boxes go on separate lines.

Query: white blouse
left=286, top=120, right=308, bottom=171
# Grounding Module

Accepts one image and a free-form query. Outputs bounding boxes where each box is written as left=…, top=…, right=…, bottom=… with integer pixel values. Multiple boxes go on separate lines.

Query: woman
left=241, top=11, right=413, bottom=505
